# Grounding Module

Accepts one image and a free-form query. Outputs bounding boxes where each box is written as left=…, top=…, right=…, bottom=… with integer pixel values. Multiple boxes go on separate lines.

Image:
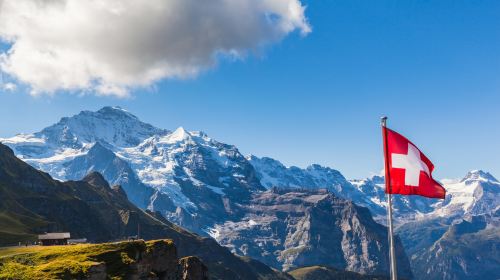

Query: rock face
left=212, top=189, right=412, bottom=279
left=179, top=257, right=209, bottom=280
left=410, top=211, right=500, bottom=280
left=87, top=240, right=183, bottom=280
left=63, top=141, right=161, bottom=210
left=0, top=143, right=291, bottom=280
left=120, top=240, right=207, bottom=280
left=288, top=266, right=389, bottom=280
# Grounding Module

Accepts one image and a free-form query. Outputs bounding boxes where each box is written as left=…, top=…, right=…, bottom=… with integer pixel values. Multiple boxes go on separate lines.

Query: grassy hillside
left=0, top=240, right=175, bottom=280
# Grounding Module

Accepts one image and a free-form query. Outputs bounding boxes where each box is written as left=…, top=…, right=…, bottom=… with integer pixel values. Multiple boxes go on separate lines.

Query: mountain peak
left=460, top=170, right=498, bottom=183
left=155, top=127, right=192, bottom=145
left=36, top=107, right=167, bottom=148
left=0, top=143, right=15, bottom=157
left=171, top=127, right=190, bottom=140
left=96, top=106, right=138, bottom=119
left=83, top=171, right=110, bottom=189
left=369, top=175, right=385, bottom=185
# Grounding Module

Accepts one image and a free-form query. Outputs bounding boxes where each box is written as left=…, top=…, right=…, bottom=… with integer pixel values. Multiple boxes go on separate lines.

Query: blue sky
left=0, top=0, right=499, bottom=179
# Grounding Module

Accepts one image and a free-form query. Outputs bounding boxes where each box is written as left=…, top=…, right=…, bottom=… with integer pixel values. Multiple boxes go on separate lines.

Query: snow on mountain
left=247, top=155, right=378, bottom=211
left=0, top=107, right=265, bottom=234
left=350, top=170, right=500, bottom=224
left=247, top=156, right=347, bottom=190
left=38, top=106, right=167, bottom=148
left=115, top=126, right=264, bottom=215
left=349, top=176, right=386, bottom=207
left=1, top=106, right=167, bottom=178
left=349, top=175, right=440, bottom=222
left=460, top=169, right=498, bottom=183
left=3, top=106, right=166, bottom=153
left=431, top=170, right=499, bottom=218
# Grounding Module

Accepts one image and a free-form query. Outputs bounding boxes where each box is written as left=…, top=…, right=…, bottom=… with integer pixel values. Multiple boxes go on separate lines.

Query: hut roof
left=38, top=232, right=71, bottom=240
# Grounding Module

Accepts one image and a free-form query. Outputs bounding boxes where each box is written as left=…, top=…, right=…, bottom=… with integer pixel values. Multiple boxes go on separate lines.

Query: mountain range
left=0, top=142, right=292, bottom=279
left=1, top=106, right=498, bottom=279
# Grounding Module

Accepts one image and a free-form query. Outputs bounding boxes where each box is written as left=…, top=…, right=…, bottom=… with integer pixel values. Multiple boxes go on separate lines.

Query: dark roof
left=38, top=232, right=70, bottom=240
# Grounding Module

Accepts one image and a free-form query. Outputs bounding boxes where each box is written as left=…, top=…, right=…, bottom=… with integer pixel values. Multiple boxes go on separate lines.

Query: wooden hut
left=38, top=232, right=71, bottom=246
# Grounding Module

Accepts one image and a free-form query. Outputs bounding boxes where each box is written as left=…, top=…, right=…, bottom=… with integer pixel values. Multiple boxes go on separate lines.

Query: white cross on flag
left=382, top=127, right=446, bottom=199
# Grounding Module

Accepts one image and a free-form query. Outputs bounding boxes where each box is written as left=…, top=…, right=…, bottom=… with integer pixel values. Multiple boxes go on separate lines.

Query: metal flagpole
left=381, top=116, right=397, bottom=280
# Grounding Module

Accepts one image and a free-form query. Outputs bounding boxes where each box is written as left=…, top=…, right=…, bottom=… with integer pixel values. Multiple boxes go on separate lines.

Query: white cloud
left=2, top=82, right=16, bottom=92
left=0, top=0, right=310, bottom=98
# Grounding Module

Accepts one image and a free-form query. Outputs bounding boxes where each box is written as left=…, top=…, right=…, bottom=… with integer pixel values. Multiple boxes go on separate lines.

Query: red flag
left=382, top=126, right=446, bottom=199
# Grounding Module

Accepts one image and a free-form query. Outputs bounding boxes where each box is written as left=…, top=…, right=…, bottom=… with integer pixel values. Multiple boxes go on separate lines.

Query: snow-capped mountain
left=39, top=106, right=167, bottom=148
left=431, top=170, right=499, bottom=219
left=247, top=156, right=348, bottom=190
left=349, top=175, right=439, bottom=222
left=2, top=107, right=166, bottom=178
left=5, top=106, right=165, bottom=153
left=1, top=107, right=265, bottom=233
left=0, top=106, right=414, bottom=276
left=347, top=170, right=499, bottom=225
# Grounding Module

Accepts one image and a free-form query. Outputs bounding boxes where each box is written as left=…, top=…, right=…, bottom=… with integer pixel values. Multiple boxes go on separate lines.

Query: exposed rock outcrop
left=396, top=171, right=500, bottom=280
left=289, top=265, right=389, bottom=280
left=213, top=189, right=413, bottom=279
left=179, top=256, right=209, bottom=280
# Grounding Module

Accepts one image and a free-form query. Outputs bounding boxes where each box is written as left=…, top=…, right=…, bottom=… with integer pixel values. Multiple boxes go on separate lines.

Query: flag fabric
left=382, top=126, right=446, bottom=199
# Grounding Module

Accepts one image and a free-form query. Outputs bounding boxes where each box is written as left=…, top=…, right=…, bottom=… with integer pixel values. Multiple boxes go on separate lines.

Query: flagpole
left=381, top=116, right=397, bottom=280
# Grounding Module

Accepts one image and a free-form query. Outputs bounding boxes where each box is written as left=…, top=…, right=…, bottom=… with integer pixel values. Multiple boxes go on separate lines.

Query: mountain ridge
left=0, top=142, right=294, bottom=280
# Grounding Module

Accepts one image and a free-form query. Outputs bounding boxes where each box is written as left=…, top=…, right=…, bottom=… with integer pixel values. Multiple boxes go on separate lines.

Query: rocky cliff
left=289, top=266, right=390, bottom=280
left=395, top=171, right=500, bottom=280
left=212, top=189, right=412, bottom=279
left=402, top=211, right=500, bottom=280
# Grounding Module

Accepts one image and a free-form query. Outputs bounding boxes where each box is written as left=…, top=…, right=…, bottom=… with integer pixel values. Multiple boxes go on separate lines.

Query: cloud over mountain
left=0, top=0, right=310, bottom=97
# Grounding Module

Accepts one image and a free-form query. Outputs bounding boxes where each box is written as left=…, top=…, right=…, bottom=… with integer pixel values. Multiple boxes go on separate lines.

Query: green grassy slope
left=0, top=240, right=174, bottom=280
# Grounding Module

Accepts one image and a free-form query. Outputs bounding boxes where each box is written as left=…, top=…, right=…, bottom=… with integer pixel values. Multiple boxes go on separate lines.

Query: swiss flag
left=382, top=127, right=446, bottom=199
